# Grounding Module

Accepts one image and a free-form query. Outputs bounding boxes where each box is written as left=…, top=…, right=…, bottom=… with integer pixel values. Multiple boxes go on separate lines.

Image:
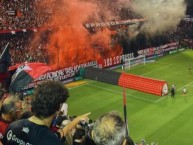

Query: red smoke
left=37, top=0, right=125, bottom=69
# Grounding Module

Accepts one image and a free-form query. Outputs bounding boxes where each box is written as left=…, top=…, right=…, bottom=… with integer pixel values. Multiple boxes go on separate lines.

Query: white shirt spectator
left=60, top=103, right=68, bottom=116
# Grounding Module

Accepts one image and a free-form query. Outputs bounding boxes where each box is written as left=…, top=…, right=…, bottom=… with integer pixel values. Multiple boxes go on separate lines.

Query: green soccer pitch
left=67, top=49, right=193, bottom=145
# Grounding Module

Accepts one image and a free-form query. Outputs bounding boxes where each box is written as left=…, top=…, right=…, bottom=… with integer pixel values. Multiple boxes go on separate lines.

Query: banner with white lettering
left=23, top=42, right=179, bottom=90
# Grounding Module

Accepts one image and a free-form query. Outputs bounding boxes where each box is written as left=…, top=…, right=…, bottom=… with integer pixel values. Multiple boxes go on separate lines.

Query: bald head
left=92, top=111, right=126, bottom=145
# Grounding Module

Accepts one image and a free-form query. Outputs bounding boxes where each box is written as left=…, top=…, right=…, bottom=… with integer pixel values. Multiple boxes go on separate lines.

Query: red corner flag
left=0, top=43, right=11, bottom=73
left=9, top=62, right=51, bottom=92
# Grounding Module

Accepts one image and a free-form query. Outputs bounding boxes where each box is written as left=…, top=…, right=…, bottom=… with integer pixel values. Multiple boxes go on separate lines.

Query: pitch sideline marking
left=86, top=83, right=156, bottom=103
left=70, top=80, right=193, bottom=103
left=69, top=59, right=191, bottom=103
left=69, top=66, right=171, bottom=102
left=69, top=80, right=159, bottom=103
left=141, top=65, right=171, bottom=76
left=68, top=80, right=94, bottom=90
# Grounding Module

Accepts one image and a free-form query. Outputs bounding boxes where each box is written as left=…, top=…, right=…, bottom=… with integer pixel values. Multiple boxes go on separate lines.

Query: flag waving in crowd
left=9, top=62, right=51, bottom=92
left=0, top=43, right=11, bottom=73
left=0, top=43, right=11, bottom=89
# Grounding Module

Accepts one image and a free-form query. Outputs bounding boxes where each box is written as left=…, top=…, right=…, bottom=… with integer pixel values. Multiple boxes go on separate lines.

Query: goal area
left=124, top=55, right=146, bottom=70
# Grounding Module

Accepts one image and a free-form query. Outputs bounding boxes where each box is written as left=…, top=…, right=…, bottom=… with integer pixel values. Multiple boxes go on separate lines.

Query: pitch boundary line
left=154, top=62, right=172, bottom=65
left=86, top=83, right=156, bottom=103
left=187, top=85, right=193, bottom=86
left=69, top=80, right=160, bottom=103
left=141, top=65, right=171, bottom=76
left=69, top=59, right=191, bottom=103
left=68, top=80, right=94, bottom=90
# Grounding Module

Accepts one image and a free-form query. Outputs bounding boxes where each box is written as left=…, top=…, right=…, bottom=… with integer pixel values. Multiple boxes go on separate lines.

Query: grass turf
left=67, top=49, right=193, bottom=145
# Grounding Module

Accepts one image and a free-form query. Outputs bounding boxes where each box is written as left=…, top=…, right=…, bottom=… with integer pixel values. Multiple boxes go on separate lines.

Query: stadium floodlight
left=124, top=55, right=146, bottom=70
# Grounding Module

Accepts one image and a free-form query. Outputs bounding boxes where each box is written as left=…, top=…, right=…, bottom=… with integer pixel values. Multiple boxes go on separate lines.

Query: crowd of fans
left=1, top=21, right=193, bottom=66
left=0, top=81, right=138, bottom=145
left=0, top=0, right=141, bottom=31
left=0, top=4, right=191, bottom=145
left=0, top=19, right=192, bottom=66
left=0, top=0, right=143, bottom=66
left=0, top=31, right=49, bottom=65
left=0, top=0, right=53, bottom=31
left=0, top=0, right=193, bottom=66
left=0, top=80, right=160, bottom=145
left=0, top=1, right=193, bottom=144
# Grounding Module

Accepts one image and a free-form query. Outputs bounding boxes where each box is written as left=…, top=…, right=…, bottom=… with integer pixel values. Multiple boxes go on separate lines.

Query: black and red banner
left=9, top=62, right=51, bottom=92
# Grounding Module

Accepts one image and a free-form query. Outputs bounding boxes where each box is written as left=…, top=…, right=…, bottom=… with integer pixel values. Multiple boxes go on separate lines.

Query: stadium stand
left=0, top=1, right=193, bottom=145
left=0, top=0, right=193, bottom=66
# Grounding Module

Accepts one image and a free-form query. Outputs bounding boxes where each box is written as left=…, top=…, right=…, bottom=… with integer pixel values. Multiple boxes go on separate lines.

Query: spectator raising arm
left=58, top=112, right=91, bottom=138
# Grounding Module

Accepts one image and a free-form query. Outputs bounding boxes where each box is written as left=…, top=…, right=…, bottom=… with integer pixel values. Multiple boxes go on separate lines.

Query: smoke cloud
left=34, top=0, right=187, bottom=69
left=132, top=0, right=186, bottom=34
left=40, top=0, right=126, bottom=69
